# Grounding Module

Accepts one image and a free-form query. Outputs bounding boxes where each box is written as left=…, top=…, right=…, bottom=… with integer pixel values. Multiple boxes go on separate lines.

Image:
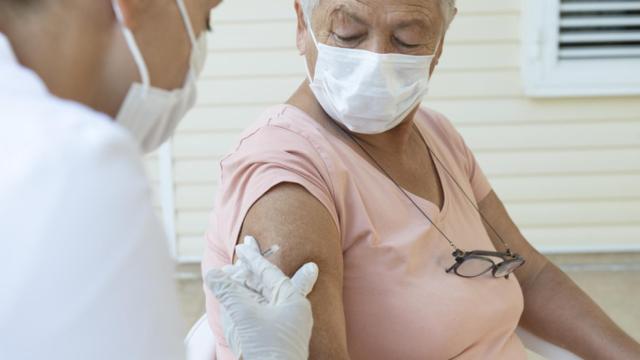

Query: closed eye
left=334, top=33, right=365, bottom=44
left=393, top=36, right=420, bottom=49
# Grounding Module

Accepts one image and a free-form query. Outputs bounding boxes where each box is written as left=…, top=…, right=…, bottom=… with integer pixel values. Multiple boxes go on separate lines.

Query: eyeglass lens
left=455, top=257, right=494, bottom=277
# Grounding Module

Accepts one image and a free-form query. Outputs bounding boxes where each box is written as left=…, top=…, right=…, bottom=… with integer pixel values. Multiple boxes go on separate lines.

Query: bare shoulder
left=239, top=182, right=341, bottom=277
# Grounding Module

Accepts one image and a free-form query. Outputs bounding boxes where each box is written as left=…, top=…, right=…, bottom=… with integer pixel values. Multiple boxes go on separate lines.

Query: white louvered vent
left=559, top=0, right=640, bottom=60
left=523, top=0, right=640, bottom=96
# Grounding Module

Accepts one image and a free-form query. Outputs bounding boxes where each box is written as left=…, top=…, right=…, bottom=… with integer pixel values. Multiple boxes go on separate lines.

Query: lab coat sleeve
left=0, top=126, right=184, bottom=360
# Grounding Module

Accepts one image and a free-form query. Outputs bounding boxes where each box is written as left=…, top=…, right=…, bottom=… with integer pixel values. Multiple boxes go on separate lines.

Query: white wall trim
left=158, top=141, right=178, bottom=259
left=177, top=255, right=205, bottom=265
left=536, top=243, right=640, bottom=254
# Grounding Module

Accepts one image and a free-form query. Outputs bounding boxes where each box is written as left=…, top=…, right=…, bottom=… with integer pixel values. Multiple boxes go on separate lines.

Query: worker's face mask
left=112, top=0, right=208, bottom=153
left=304, top=16, right=435, bottom=135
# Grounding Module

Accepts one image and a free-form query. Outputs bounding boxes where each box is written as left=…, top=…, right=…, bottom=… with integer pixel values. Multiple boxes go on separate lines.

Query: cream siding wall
left=147, top=0, right=640, bottom=261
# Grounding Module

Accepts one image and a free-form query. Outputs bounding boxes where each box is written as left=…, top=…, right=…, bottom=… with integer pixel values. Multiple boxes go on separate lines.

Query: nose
left=362, top=34, right=399, bottom=55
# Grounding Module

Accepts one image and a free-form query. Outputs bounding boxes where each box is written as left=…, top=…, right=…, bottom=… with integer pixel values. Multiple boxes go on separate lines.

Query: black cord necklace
left=336, top=121, right=514, bottom=254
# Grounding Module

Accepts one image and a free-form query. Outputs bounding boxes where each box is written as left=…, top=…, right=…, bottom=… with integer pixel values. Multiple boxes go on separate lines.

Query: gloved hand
left=206, top=236, right=319, bottom=360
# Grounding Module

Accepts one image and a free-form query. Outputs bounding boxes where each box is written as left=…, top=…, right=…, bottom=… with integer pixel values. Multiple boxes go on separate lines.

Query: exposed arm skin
left=237, top=183, right=351, bottom=360
left=479, top=190, right=640, bottom=359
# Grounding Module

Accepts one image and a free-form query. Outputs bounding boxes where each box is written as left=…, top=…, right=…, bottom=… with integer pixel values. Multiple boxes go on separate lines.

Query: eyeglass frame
left=446, top=249, right=526, bottom=279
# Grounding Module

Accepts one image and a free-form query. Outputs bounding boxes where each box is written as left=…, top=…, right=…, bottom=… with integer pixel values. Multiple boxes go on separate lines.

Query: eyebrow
left=395, top=17, right=431, bottom=31
left=329, top=5, right=369, bottom=27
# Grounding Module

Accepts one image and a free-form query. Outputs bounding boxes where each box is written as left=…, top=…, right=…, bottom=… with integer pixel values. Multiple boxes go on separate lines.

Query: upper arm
left=238, top=183, right=350, bottom=360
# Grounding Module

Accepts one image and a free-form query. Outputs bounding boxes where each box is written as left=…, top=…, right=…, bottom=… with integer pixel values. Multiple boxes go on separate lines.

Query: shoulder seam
left=219, top=116, right=338, bottom=211
left=266, top=121, right=339, bottom=205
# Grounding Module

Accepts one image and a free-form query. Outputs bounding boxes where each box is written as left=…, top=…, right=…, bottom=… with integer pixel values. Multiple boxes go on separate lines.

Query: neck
left=353, top=115, right=417, bottom=154
left=289, top=81, right=419, bottom=154
left=1, top=2, right=113, bottom=114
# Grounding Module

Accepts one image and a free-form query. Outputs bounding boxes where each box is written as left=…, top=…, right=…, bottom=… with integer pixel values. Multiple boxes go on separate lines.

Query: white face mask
left=113, top=0, right=208, bottom=153
left=304, top=17, right=436, bottom=135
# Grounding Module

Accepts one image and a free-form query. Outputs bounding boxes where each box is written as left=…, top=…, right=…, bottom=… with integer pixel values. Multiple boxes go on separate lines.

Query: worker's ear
left=294, top=0, right=308, bottom=55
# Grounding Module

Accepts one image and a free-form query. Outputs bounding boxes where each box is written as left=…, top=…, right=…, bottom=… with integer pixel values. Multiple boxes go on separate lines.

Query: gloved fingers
left=242, top=235, right=262, bottom=253
left=222, top=236, right=261, bottom=282
left=223, top=253, right=263, bottom=290
left=239, top=237, right=269, bottom=287
left=233, top=236, right=278, bottom=285
left=220, top=265, right=272, bottom=306
left=290, top=262, right=319, bottom=296
left=268, top=263, right=318, bottom=304
left=219, top=306, right=243, bottom=359
left=236, top=241, right=297, bottom=302
left=223, top=260, right=268, bottom=297
left=223, top=263, right=250, bottom=283
left=205, top=269, right=265, bottom=308
left=236, top=241, right=288, bottom=284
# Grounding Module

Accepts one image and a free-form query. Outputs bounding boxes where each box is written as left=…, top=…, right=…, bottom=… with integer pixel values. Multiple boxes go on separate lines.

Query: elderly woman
left=203, top=0, right=640, bottom=358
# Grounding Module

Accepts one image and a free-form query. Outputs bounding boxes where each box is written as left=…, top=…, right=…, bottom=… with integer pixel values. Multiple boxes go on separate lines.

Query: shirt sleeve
left=202, top=123, right=339, bottom=359
left=213, top=124, right=339, bottom=261
left=0, top=126, right=185, bottom=360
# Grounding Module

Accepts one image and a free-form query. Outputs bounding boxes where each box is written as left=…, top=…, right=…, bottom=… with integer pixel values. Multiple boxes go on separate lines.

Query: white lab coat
left=0, top=33, right=185, bottom=359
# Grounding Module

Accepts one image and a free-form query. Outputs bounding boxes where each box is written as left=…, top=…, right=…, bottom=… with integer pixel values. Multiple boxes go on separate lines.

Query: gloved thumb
left=290, top=262, right=319, bottom=296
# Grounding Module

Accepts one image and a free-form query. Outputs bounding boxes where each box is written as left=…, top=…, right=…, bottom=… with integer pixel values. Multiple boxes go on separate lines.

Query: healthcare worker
left=0, top=1, right=317, bottom=359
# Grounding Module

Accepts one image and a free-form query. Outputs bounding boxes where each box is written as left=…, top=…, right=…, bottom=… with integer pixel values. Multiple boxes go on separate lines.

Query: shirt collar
left=0, top=32, right=17, bottom=63
left=0, top=32, right=49, bottom=96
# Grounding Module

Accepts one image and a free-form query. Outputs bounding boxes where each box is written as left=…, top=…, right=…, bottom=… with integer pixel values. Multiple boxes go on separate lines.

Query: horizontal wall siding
left=145, top=0, right=640, bottom=260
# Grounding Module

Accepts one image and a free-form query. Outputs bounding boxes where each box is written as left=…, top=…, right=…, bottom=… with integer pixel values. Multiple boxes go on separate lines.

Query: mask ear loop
left=303, top=13, right=320, bottom=82
left=176, top=0, right=201, bottom=82
left=176, top=0, right=198, bottom=47
left=112, top=0, right=151, bottom=91
left=426, top=37, right=443, bottom=80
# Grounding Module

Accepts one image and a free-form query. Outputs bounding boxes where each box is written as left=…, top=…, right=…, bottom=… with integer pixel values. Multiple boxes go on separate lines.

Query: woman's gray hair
left=301, top=0, right=457, bottom=25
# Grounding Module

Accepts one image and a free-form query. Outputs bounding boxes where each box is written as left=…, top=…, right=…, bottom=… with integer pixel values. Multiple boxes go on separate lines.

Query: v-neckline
left=339, top=115, right=450, bottom=220
left=405, top=120, right=450, bottom=217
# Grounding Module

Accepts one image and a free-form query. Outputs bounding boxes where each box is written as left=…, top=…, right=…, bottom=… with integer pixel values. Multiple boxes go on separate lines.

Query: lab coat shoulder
left=6, top=96, right=157, bottom=242
left=55, top=112, right=187, bottom=360
left=0, top=99, right=185, bottom=359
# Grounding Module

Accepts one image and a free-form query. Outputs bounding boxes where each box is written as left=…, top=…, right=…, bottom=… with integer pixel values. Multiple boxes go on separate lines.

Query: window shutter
left=523, top=0, right=640, bottom=96
left=559, top=0, right=640, bottom=60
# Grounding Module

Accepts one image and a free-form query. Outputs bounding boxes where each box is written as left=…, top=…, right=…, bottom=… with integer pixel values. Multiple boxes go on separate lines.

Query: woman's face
left=297, top=0, right=449, bottom=74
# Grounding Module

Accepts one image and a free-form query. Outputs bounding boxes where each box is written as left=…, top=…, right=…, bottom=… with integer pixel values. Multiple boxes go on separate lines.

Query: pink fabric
left=203, top=104, right=527, bottom=360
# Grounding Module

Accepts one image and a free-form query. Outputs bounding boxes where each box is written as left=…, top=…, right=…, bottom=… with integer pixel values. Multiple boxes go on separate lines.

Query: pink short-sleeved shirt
left=203, top=104, right=527, bottom=360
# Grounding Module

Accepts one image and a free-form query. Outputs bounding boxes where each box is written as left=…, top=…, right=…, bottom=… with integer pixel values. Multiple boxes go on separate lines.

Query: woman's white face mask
left=112, top=0, right=208, bottom=153
left=304, top=14, right=436, bottom=135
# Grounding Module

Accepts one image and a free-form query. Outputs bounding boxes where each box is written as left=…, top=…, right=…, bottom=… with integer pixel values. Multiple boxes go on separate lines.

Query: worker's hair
left=300, top=0, right=457, bottom=26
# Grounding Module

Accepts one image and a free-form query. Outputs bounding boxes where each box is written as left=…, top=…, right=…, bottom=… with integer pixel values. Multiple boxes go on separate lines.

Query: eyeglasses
left=446, top=249, right=526, bottom=279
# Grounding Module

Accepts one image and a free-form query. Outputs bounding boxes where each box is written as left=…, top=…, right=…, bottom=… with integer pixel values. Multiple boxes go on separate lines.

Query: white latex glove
left=206, top=236, right=319, bottom=360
